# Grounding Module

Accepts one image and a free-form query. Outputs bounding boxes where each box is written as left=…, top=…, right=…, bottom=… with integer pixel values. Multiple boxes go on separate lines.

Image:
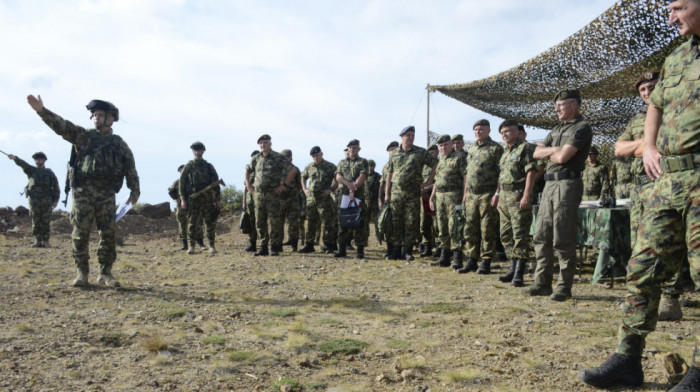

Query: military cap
left=86, top=99, right=119, bottom=121
left=428, top=144, right=438, bottom=152
left=257, top=134, right=271, bottom=143
left=498, top=119, right=520, bottom=131
left=347, top=139, right=360, bottom=147
left=517, top=124, right=526, bottom=132
left=554, top=89, right=581, bottom=102
left=386, top=141, right=399, bottom=151
left=190, top=141, right=206, bottom=150
left=251, top=150, right=260, bottom=157
left=399, top=125, right=415, bottom=136
left=177, top=164, right=185, bottom=172
left=32, top=152, right=47, bottom=160
left=451, top=134, right=464, bottom=141
left=589, top=146, right=599, bottom=155
left=280, top=149, right=292, bottom=157
left=309, top=146, right=322, bottom=155
left=343, top=148, right=348, bottom=152
left=473, top=119, right=490, bottom=129
left=635, top=70, right=660, bottom=90
left=368, top=159, right=376, bottom=167
left=436, top=134, right=451, bottom=144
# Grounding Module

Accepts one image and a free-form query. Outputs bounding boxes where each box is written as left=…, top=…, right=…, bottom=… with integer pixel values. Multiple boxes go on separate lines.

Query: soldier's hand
left=246, top=184, right=254, bottom=195
left=27, top=95, right=44, bottom=112
left=181, top=200, right=187, bottom=210
left=274, top=184, right=285, bottom=194
left=490, top=194, right=499, bottom=208
left=429, top=199, right=435, bottom=212
left=214, top=201, right=221, bottom=210
left=519, top=196, right=531, bottom=210
left=8, top=154, right=16, bottom=160
left=642, top=142, right=663, bottom=180
left=52, top=201, right=58, bottom=209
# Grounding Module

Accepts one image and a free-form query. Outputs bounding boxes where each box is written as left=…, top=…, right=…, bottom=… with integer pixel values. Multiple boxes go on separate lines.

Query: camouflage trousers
left=29, top=196, right=53, bottom=242
left=463, top=191, right=499, bottom=261
left=420, top=209, right=434, bottom=246
left=498, top=189, right=533, bottom=261
left=388, top=191, right=421, bottom=247
left=176, top=205, right=188, bottom=241
left=254, top=191, right=284, bottom=247
left=617, top=169, right=699, bottom=365
left=245, top=193, right=257, bottom=243
left=305, top=193, right=337, bottom=247
left=187, top=196, right=217, bottom=245
left=533, top=178, right=583, bottom=290
left=338, top=199, right=370, bottom=247
left=369, top=201, right=380, bottom=242
left=435, top=190, right=462, bottom=251
left=282, top=195, right=300, bottom=241
left=615, top=181, right=633, bottom=199
left=70, top=185, right=116, bottom=271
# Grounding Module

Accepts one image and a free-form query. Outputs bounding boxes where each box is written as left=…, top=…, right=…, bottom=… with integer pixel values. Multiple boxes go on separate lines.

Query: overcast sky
left=0, top=0, right=616, bottom=210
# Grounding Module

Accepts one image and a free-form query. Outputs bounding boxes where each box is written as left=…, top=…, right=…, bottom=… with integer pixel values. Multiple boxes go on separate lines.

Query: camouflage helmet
left=190, top=141, right=206, bottom=151
left=86, top=99, right=119, bottom=121
left=32, top=152, right=47, bottom=160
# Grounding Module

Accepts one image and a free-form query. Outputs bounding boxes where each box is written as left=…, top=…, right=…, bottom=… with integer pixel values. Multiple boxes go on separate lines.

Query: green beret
left=436, top=134, right=451, bottom=144
left=280, top=149, right=292, bottom=157
left=451, top=134, right=463, bottom=141
left=589, top=146, right=599, bottom=155
left=32, top=152, right=47, bottom=160
left=368, top=159, right=376, bottom=167
left=498, top=119, right=520, bottom=131
left=473, top=119, right=490, bottom=129
left=347, top=139, right=360, bottom=147
left=554, top=89, right=581, bottom=102
left=190, top=141, right=206, bottom=150
left=428, top=144, right=437, bottom=152
left=257, top=134, right=271, bottom=143
left=386, top=141, right=399, bottom=151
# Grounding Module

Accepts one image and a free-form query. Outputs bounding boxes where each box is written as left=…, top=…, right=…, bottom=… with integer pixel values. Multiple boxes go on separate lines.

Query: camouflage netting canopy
left=429, top=0, right=683, bottom=155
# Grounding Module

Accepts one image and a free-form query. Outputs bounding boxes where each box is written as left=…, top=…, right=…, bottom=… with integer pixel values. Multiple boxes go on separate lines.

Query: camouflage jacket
left=247, top=150, right=291, bottom=192
left=179, top=159, right=220, bottom=201
left=499, top=139, right=537, bottom=186
left=434, top=149, right=467, bottom=193
left=302, top=160, right=337, bottom=194
left=281, top=163, right=301, bottom=200
left=366, top=171, right=382, bottom=205
left=617, top=111, right=646, bottom=177
left=542, top=115, right=592, bottom=174
left=336, top=156, right=369, bottom=199
left=582, top=162, right=611, bottom=199
left=611, top=157, right=634, bottom=185
left=37, top=108, right=140, bottom=198
left=13, top=157, right=60, bottom=202
left=465, top=137, right=503, bottom=193
left=649, top=35, right=700, bottom=155
left=386, top=145, right=438, bottom=195
left=168, top=179, right=180, bottom=200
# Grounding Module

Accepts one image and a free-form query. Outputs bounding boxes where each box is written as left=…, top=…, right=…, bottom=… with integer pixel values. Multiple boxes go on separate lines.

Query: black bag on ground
left=239, top=211, right=252, bottom=234
left=340, top=200, right=363, bottom=229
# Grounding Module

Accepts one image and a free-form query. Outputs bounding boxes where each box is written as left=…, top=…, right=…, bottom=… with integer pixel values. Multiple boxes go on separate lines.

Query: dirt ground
left=0, top=209, right=697, bottom=392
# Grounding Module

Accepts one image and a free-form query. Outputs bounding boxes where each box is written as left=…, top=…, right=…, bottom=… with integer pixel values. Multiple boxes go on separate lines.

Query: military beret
left=347, top=139, right=360, bottom=147
left=473, top=119, right=490, bottom=129
left=635, top=70, right=660, bottom=90
left=309, top=146, right=322, bottom=155
left=554, top=89, right=581, bottom=102
left=86, top=99, right=119, bottom=121
left=280, top=149, right=292, bottom=157
left=177, top=164, right=185, bottom=172
left=589, top=146, right=599, bottom=155
left=386, top=141, right=399, bottom=151
left=190, top=141, right=206, bottom=150
left=251, top=150, right=260, bottom=157
left=257, top=134, right=271, bottom=143
left=368, top=159, right=376, bottom=167
left=451, top=134, right=464, bottom=141
left=428, top=144, right=438, bottom=151
left=32, top=152, right=47, bottom=160
left=517, top=124, right=526, bottom=132
left=498, top=119, right=520, bottom=131
left=436, top=134, right=451, bottom=144
left=343, top=148, right=348, bottom=152
left=399, top=126, right=415, bottom=136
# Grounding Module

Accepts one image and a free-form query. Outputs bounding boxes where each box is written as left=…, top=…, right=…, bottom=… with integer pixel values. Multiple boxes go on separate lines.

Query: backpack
left=377, top=203, right=393, bottom=243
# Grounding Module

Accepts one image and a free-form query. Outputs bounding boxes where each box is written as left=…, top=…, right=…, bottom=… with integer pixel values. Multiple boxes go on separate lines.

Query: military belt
left=634, top=174, right=651, bottom=187
left=467, top=184, right=497, bottom=194
left=659, top=153, right=700, bottom=173
left=544, top=170, right=580, bottom=181
left=500, top=183, right=525, bottom=192
left=435, top=186, right=462, bottom=193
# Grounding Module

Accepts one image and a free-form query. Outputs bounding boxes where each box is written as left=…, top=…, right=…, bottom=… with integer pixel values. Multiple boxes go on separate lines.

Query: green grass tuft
left=319, top=338, right=367, bottom=355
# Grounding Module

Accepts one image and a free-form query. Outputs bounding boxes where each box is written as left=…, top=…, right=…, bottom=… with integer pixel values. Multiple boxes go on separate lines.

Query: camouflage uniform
left=463, top=138, right=503, bottom=262
left=281, top=163, right=302, bottom=245
left=386, top=146, right=438, bottom=247
left=301, top=160, right=338, bottom=249
left=179, top=159, right=220, bottom=247
left=248, top=150, right=292, bottom=249
left=366, top=171, right=382, bottom=235
left=168, top=178, right=189, bottom=243
left=244, top=173, right=258, bottom=245
left=582, top=161, right=611, bottom=200
left=36, top=108, right=139, bottom=275
left=433, top=150, right=467, bottom=251
left=12, top=156, right=60, bottom=245
left=615, top=37, right=699, bottom=365
left=419, top=165, right=436, bottom=248
left=336, top=156, right=370, bottom=247
left=611, top=157, right=634, bottom=199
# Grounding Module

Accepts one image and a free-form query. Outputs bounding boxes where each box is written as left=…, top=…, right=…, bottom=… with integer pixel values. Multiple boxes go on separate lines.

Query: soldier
left=299, top=146, right=338, bottom=254
left=582, top=146, right=611, bottom=202
left=493, top=120, right=538, bottom=287
left=519, top=125, right=546, bottom=205
left=335, top=139, right=369, bottom=258
left=8, top=151, right=60, bottom=247
left=366, top=160, right=382, bottom=241
left=428, top=134, right=467, bottom=267
left=419, top=144, right=438, bottom=257
left=452, top=134, right=466, bottom=155
left=179, top=142, right=221, bottom=255
left=280, top=149, right=302, bottom=252
left=245, top=134, right=297, bottom=256
left=529, top=89, right=592, bottom=301
left=459, top=119, right=503, bottom=274
left=379, top=141, right=399, bottom=257
left=580, top=3, right=700, bottom=383
left=242, top=151, right=260, bottom=252
left=610, top=157, right=634, bottom=199
left=168, top=165, right=189, bottom=251
left=27, top=95, right=139, bottom=287
left=384, top=126, right=438, bottom=261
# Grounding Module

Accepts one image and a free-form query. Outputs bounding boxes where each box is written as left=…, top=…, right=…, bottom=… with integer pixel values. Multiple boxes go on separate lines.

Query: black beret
left=386, top=141, right=399, bottom=151
left=451, top=134, right=464, bottom=141
left=368, top=159, right=376, bottom=166
left=498, top=119, right=520, bottom=131
left=257, top=134, right=271, bottom=143
left=251, top=150, right=260, bottom=157
left=280, top=149, right=292, bottom=157
left=177, top=164, right=185, bottom=172
left=190, top=141, right=205, bottom=150
left=428, top=144, right=438, bottom=151
left=399, top=126, right=415, bottom=136
left=554, top=89, right=581, bottom=102
left=347, top=139, right=360, bottom=147
left=517, top=124, right=526, bottom=132
left=589, top=146, right=599, bottom=155
left=32, top=152, right=47, bottom=160
left=635, top=70, right=660, bottom=90
left=86, top=99, right=119, bottom=121
left=309, top=146, right=322, bottom=155
left=436, top=134, right=451, bottom=144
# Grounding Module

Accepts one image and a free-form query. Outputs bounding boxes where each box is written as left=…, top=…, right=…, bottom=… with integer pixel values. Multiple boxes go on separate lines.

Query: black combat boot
left=269, top=245, right=280, bottom=256
left=282, top=239, right=293, bottom=246
left=325, top=244, right=338, bottom=254
left=420, top=243, right=433, bottom=257
left=356, top=246, right=365, bottom=259
left=254, top=245, right=269, bottom=256
left=511, top=259, right=525, bottom=287
left=298, top=242, right=315, bottom=253
left=668, top=365, right=700, bottom=391
left=477, top=259, right=491, bottom=274
left=404, top=245, right=414, bottom=261
left=290, top=239, right=298, bottom=252
left=197, top=239, right=207, bottom=249
left=180, top=239, right=188, bottom=251
left=418, top=244, right=426, bottom=255
left=334, top=244, right=347, bottom=258
left=498, top=260, right=516, bottom=282
left=578, top=353, right=643, bottom=388
left=383, top=243, right=393, bottom=258
left=457, top=257, right=478, bottom=274
left=451, top=250, right=464, bottom=270
left=387, top=245, right=401, bottom=260
left=244, top=240, right=257, bottom=252
left=527, top=284, right=553, bottom=296
left=550, top=286, right=572, bottom=302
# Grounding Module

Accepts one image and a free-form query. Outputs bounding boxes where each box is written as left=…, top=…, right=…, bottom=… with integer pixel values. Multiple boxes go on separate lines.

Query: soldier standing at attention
left=168, top=164, right=189, bottom=251
left=384, top=126, right=438, bottom=261
left=27, top=95, right=139, bottom=287
left=299, top=146, right=338, bottom=254
left=335, top=139, right=369, bottom=258
left=379, top=141, right=399, bottom=257
left=242, top=151, right=260, bottom=252
left=280, top=149, right=302, bottom=252
left=179, top=142, right=221, bottom=255
left=419, top=144, right=439, bottom=257
left=459, top=119, right=503, bottom=274
left=580, top=1, right=699, bottom=387
left=245, top=134, right=297, bottom=257
left=493, top=120, right=538, bottom=287
left=8, top=151, right=60, bottom=247
left=582, top=146, right=611, bottom=202
left=365, top=160, right=382, bottom=240
left=529, top=89, right=592, bottom=301
left=452, top=134, right=466, bottom=156
left=428, top=134, right=467, bottom=267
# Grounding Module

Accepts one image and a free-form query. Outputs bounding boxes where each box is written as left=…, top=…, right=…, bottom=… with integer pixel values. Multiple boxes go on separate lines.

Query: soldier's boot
left=197, top=239, right=207, bottom=249
left=668, top=366, right=700, bottom=392
left=269, top=245, right=280, bottom=257
left=334, top=245, right=347, bottom=258
left=180, top=240, right=188, bottom=251
left=451, top=250, right=464, bottom=270
left=254, top=245, right=269, bottom=256
left=430, top=248, right=448, bottom=266
left=578, top=353, right=643, bottom=388
left=97, top=265, right=121, bottom=287
left=31, top=237, right=41, bottom=248
left=325, top=244, right=338, bottom=254
left=457, top=257, right=478, bottom=274
left=527, top=284, right=553, bottom=296
left=244, top=240, right=257, bottom=252
left=383, top=243, right=393, bottom=258
left=72, top=265, right=89, bottom=287
left=420, top=243, right=433, bottom=257
left=404, top=246, right=414, bottom=261
left=356, top=246, right=365, bottom=259
left=43, top=236, right=51, bottom=248
left=498, top=260, right=516, bottom=282
left=438, top=249, right=453, bottom=267
left=187, top=241, right=197, bottom=255
left=387, top=245, right=401, bottom=261
left=208, top=241, right=217, bottom=255
left=658, top=297, right=683, bottom=321
left=511, top=259, right=525, bottom=287
left=550, top=286, right=572, bottom=302
left=290, top=239, right=298, bottom=252
left=298, top=242, right=315, bottom=253
left=418, top=244, right=425, bottom=255
left=476, top=259, right=491, bottom=275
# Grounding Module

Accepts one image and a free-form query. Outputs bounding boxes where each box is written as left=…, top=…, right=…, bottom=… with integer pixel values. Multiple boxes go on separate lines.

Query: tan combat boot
left=97, top=265, right=121, bottom=287
left=658, top=297, right=682, bottom=321
left=72, top=267, right=89, bottom=287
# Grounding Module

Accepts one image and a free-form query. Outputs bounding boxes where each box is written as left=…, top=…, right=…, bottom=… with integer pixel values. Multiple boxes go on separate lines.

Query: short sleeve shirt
left=542, top=115, right=592, bottom=173
left=499, top=139, right=537, bottom=186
